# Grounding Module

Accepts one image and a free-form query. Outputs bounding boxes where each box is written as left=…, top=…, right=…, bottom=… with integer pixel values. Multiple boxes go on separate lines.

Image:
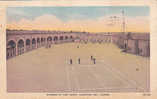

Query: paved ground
left=7, top=43, right=150, bottom=92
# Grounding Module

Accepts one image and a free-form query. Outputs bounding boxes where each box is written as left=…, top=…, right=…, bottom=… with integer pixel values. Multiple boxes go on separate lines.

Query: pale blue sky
left=7, top=6, right=149, bottom=22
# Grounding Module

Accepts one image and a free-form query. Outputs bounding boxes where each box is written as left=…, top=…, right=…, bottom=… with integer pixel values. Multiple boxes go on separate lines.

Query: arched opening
left=54, top=36, right=58, bottom=41
left=32, top=38, right=36, bottom=49
left=7, top=40, right=16, bottom=58
left=60, top=36, right=63, bottom=40
left=17, top=39, right=24, bottom=55
left=41, top=38, right=44, bottom=46
left=26, top=39, right=31, bottom=51
left=70, top=36, right=74, bottom=42
left=65, top=36, right=68, bottom=40
left=47, top=36, right=52, bottom=44
left=70, top=36, right=73, bottom=39
left=37, top=38, right=40, bottom=48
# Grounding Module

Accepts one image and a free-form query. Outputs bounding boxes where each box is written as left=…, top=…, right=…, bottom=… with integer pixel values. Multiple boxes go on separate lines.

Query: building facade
left=7, top=30, right=150, bottom=59
left=112, top=32, right=150, bottom=57
left=6, top=30, right=112, bottom=59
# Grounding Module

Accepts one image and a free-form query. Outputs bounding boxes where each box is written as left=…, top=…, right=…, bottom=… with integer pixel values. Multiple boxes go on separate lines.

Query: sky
left=7, top=6, right=150, bottom=33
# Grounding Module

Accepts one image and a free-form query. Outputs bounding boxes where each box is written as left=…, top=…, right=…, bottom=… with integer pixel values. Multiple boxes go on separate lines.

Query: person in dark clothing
left=91, top=55, right=93, bottom=60
left=70, top=59, right=73, bottom=64
left=78, top=58, right=80, bottom=64
left=93, top=58, right=96, bottom=64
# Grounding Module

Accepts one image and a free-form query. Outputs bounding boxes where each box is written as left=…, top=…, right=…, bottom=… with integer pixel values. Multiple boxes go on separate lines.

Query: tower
left=122, top=10, right=126, bottom=33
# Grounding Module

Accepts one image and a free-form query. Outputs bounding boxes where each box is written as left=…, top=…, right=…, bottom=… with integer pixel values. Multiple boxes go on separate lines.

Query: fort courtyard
left=7, top=43, right=149, bottom=92
left=6, top=6, right=150, bottom=93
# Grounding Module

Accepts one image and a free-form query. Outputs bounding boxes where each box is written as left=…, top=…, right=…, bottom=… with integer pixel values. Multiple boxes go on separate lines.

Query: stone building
left=6, top=30, right=112, bottom=59
left=6, top=30, right=150, bottom=59
left=112, top=32, right=150, bottom=57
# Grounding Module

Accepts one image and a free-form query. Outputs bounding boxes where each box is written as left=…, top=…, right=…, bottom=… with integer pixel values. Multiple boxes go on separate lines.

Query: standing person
left=78, top=58, right=80, bottom=64
left=93, top=58, right=96, bottom=64
left=70, top=59, right=73, bottom=64
left=91, top=55, right=93, bottom=60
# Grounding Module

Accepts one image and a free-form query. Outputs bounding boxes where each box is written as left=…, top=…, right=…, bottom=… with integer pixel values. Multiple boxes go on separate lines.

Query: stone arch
left=70, top=35, right=73, bottom=39
left=54, top=36, right=58, bottom=41
left=32, top=38, right=36, bottom=49
left=17, top=39, right=24, bottom=55
left=60, top=36, right=64, bottom=40
left=65, top=36, right=68, bottom=40
left=7, top=40, right=16, bottom=58
left=37, top=38, right=40, bottom=48
left=70, top=35, right=74, bottom=42
left=41, top=38, right=44, bottom=46
left=26, top=39, right=31, bottom=51
left=47, top=36, right=52, bottom=44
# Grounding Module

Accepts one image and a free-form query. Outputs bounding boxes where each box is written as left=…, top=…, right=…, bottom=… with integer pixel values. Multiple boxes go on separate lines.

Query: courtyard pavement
left=7, top=43, right=150, bottom=92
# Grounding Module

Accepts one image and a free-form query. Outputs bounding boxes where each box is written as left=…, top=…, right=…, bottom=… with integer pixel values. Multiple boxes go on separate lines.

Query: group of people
left=69, top=55, right=96, bottom=65
left=91, top=55, right=96, bottom=64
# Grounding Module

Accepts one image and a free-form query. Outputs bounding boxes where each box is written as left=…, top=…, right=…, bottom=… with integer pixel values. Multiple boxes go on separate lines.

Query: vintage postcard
left=0, top=0, right=157, bottom=99
left=6, top=6, right=150, bottom=92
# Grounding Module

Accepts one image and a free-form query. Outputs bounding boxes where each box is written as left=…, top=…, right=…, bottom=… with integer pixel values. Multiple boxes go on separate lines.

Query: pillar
left=16, top=44, right=18, bottom=56
left=24, top=40, right=26, bottom=53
